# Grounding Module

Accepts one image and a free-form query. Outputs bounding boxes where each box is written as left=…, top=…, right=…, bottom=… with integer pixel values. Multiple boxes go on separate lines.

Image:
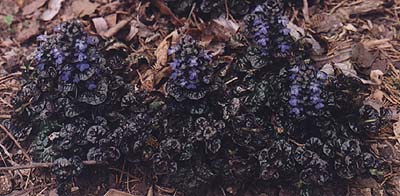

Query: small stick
left=302, top=0, right=311, bottom=24
left=0, top=115, right=11, bottom=119
left=0, top=160, right=98, bottom=171
left=0, top=124, right=32, bottom=162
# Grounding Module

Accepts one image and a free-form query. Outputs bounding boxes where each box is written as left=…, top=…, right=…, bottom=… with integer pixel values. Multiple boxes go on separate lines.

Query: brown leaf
left=344, top=0, right=386, bottom=16
left=310, top=13, right=343, bottom=33
left=71, top=0, right=99, bottom=17
left=92, top=17, right=109, bottom=36
left=22, top=0, right=47, bottom=15
left=140, top=69, right=155, bottom=91
left=212, top=16, right=239, bottom=35
left=104, top=189, right=135, bottom=196
left=40, top=0, right=64, bottom=21
left=16, top=20, right=40, bottom=42
left=209, top=16, right=240, bottom=42
left=147, top=186, right=153, bottom=196
left=126, top=20, right=139, bottom=41
left=105, top=14, right=117, bottom=28
left=103, top=18, right=132, bottom=38
left=351, top=43, right=378, bottom=69
left=154, top=30, right=178, bottom=70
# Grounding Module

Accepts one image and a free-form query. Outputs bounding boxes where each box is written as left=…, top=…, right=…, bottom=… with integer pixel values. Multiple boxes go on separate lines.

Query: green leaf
left=4, top=15, right=13, bottom=26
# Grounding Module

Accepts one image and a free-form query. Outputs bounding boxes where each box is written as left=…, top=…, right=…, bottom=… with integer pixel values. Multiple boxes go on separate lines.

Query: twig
left=0, top=124, right=31, bottom=162
left=0, top=72, right=22, bottom=85
left=0, top=160, right=99, bottom=171
left=103, top=17, right=132, bottom=38
left=224, top=0, right=229, bottom=19
left=108, top=167, right=140, bottom=180
left=302, top=0, right=311, bottom=24
left=0, top=114, right=11, bottom=119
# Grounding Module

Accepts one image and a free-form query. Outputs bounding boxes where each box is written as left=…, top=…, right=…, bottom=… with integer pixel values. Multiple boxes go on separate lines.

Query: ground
left=0, top=0, right=400, bottom=195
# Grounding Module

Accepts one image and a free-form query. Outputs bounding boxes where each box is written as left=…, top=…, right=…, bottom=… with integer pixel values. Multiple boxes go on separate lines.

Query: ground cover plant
left=0, top=0, right=399, bottom=195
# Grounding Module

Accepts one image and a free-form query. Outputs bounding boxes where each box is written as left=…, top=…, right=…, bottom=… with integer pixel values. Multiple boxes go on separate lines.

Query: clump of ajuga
left=238, top=0, right=292, bottom=71
left=2, top=21, right=142, bottom=195
left=5, top=4, right=389, bottom=196
left=165, top=35, right=218, bottom=101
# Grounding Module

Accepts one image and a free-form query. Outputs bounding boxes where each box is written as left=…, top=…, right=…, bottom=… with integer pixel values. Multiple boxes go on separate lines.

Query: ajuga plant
left=165, top=35, right=218, bottom=102
left=238, top=0, right=292, bottom=71
left=4, top=1, right=390, bottom=195
left=3, top=21, right=163, bottom=195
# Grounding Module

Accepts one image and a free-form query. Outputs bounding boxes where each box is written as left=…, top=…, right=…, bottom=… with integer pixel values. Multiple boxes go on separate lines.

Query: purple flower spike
left=290, top=86, right=300, bottom=96
left=75, top=40, right=87, bottom=51
left=168, top=45, right=180, bottom=55
left=253, top=18, right=263, bottom=26
left=77, top=63, right=90, bottom=72
left=73, top=75, right=80, bottom=83
left=278, top=43, right=291, bottom=53
left=278, top=17, right=289, bottom=26
left=35, top=51, right=43, bottom=62
left=179, top=80, right=188, bottom=87
left=257, top=26, right=269, bottom=34
left=289, top=98, right=299, bottom=107
left=291, top=108, right=301, bottom=116
left=61, top=71, right=71, bottom=82
left=281, top=28, right=291, bottom=35
left=171, top=72, right=178, bottom=80
left=317, top=71, right=328, bottom=80
left=37, top=35, right=47, bottom=42
left=203, top=76, right=210, bottom=84
left=37, top=63, right=45, bottom=71
left=87, top=36, right=99, bottom=45
left=76, top=53, right=87, bottom=62
left=254, top=5, right=263, bottom=13
left=186, top=83, right=197, bottom=89
left=315, top=103, right=324, bottom=110
left=88, top=83, right=97, bottom=90
left=257, top=39, right=268, bottom=47
left=309, top=82, right=320, bottom=93
left=289, top=66, right=299, bottom=73
left=55, top=56, right=64, bottom=65
left=189, top=58, right=198, bottom=67
left=169, top=59, right=181, bottom=69
left=310, top=96, right=322, bottom=104
left=189, top=69, right=198, bottom=80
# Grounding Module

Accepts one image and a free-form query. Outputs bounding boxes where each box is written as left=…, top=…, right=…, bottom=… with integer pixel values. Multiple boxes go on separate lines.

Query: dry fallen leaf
left=22, top=0, right=47, bottom=15
left=320, top=62, right=357, bottom=77
left=212, top=16, right=240, bottom=35
left=147, top=186, right=153, bottom=196
left=105, top=14, right=117, bottom=28
left=41, top=0, right=64, bottom=21
left=363, top=89, right=385, bottom=112
left=126, top=20, right=139, bottom=41
left=369, top=70, right=384, bottom=85
left=71, top=0, right=99, bottom=17
left=154, top=30, right=178, bottom=70
left=104, top=189, right=134, bottom=196
left=310, top=13, right=343, bottom=33
left=103, top=18, right=132, bottom=38
left=92, top=17, right=108, bottom=36
left=351, top=43, right=377, bottom=69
